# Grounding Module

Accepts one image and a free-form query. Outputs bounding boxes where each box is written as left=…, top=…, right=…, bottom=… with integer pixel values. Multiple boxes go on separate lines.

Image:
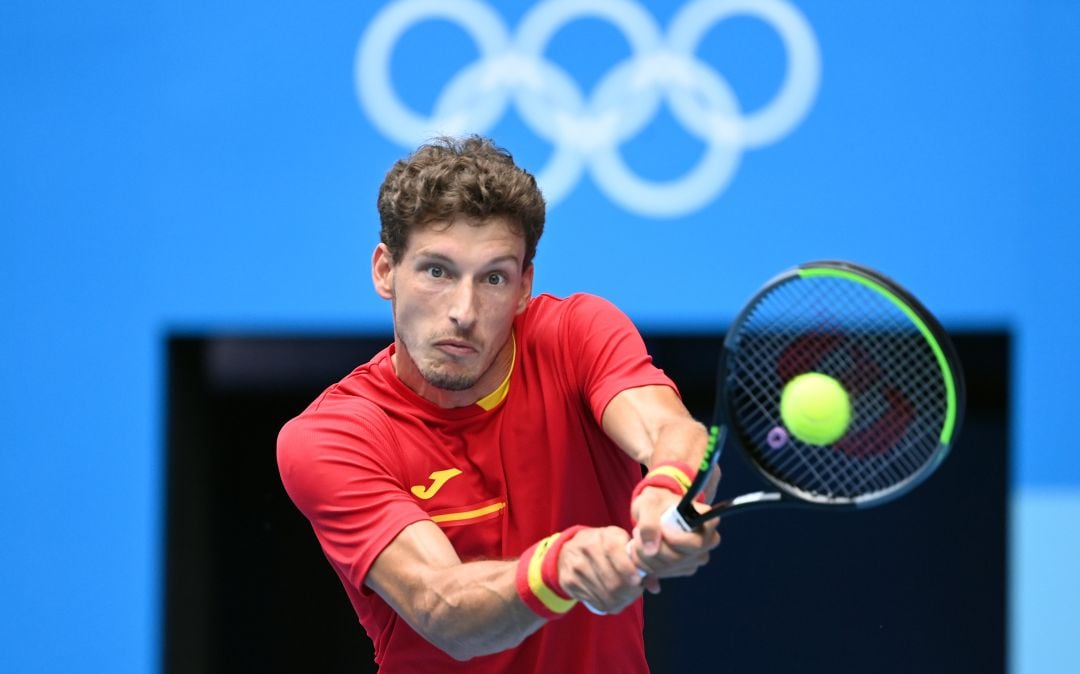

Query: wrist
left=514, top=525, right=587, bottom=620
left=631, top=460, right=702, bottom=502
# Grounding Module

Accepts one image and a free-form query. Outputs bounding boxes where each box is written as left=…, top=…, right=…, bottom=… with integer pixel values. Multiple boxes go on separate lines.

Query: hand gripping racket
left=661, top=260, right=965, bottom=532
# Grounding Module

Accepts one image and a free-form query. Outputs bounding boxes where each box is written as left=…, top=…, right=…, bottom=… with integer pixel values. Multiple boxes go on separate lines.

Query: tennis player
left=277, top=136, right=719, bottom=673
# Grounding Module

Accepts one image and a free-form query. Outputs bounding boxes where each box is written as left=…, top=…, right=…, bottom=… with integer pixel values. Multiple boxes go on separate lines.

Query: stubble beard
left=420, top=364, right=479, bottom=391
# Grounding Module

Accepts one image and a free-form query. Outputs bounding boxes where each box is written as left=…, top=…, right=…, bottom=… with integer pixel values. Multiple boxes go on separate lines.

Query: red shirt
left=278, top=293, right=676, bottom=673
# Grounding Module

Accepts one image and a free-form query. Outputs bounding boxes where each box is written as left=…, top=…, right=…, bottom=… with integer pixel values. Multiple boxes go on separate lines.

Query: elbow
left=425, top=621, right=475, bottom=663
left=440, top=636, right=529, bottom=662
left=443, top=645, right=478, bottom=662
left=415, top=601, right=527, bottom=661
left=425, top=613, right=524, bottom=661
left=411, top=594, right=483, bottom=661
left=425, top=635, right=473, bottom=662
left=417, top=620, right=485, bottom=662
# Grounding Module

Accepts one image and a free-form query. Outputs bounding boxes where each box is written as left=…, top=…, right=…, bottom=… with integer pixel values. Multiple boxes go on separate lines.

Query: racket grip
left=660, top=504, right=694, bottom=532
left=583, top=600, right=607, bottom=615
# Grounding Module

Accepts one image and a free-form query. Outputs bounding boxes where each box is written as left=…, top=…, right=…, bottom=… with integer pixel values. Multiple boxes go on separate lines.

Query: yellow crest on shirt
left=410, top=468, right=463, bottom=500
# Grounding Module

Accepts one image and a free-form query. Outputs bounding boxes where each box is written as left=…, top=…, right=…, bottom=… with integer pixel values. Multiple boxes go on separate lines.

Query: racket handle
left=583, top=600, right=607, bottom=615
left=660, top=504, right=694, bottom=532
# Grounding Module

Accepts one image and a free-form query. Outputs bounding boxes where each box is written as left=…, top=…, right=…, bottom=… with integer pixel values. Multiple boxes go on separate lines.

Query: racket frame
left=665, top=260, right=966, bottom=531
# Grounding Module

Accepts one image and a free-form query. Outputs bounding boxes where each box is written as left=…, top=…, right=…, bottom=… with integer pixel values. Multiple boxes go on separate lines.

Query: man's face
left=373, top=216, right=533, bottom=400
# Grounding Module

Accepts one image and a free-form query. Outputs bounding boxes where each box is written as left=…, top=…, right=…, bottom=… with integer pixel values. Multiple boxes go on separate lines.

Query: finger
left=595, top=531, right=647, bottom=611
left=643, top=575, right=661, bottom=595
left=590, top=529, right=643, bottom=590
left=633, top=518, right=662, bottom=557
left=632, top=517, right=719, bottom=569
left=579, top=563, right=643, bottom=613
left=566, top=528, right=643, bottom=612
left=628, top=532, right=662, bottom=576
left=633, top=532, right=720, bottom=579
left=631, top=487, right=678, bottom=552
left=661, top=524, right=722, bottom=554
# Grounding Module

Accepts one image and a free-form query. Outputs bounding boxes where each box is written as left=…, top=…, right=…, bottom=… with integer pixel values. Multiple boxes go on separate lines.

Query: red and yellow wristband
left=514, top=525, right=587, bottom=620
left=631, top=460, right=706, bottom=504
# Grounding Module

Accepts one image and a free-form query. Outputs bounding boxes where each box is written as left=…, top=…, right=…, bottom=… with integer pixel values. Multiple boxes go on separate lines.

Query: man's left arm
left=601, top=384, right=721, bottom=589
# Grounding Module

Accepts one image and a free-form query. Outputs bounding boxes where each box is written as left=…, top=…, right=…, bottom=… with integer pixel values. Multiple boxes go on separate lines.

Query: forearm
left=645, top=415, right=709, bottom=470
left=601, top=385, right=709, bottom=470
left=367, top=522, right=643, bottom=660
left=602, top=385, right=720, bottom=581
left=402, top=559, right=544, bottom=660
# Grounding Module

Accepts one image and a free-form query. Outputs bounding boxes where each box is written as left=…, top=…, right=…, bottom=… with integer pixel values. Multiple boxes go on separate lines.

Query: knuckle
left=569, top=559, right=590, bottom=577
left=604, top=525, right=628, bottom=538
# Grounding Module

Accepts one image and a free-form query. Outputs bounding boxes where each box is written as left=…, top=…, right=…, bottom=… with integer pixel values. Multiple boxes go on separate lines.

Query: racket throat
left=663, top=491, right=785, bottom=531
left=714, top=491, right=783, bottom=515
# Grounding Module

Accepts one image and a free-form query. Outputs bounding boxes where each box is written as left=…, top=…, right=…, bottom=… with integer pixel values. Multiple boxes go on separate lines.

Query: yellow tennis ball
left=780, top=373, right=852, bottom=446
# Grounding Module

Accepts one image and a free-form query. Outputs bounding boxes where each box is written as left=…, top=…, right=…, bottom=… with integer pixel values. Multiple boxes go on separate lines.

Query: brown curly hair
left=377, top=136, right=546, bottom=268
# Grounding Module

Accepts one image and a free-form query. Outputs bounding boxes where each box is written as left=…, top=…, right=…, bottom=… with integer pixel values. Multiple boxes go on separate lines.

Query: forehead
left=405, top=216, right=525, bottom=259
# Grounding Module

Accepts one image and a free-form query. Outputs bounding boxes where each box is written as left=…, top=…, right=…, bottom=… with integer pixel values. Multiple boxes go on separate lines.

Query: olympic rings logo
left=355, top=0, right=820, bottom=218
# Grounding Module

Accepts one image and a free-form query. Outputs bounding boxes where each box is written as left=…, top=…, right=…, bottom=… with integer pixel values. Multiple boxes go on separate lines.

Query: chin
left=421, top=368, right=480, bottom=392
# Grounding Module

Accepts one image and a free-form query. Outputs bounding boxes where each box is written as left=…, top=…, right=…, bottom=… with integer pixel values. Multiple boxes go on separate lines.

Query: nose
left=447, top=280, right=478, bottom=331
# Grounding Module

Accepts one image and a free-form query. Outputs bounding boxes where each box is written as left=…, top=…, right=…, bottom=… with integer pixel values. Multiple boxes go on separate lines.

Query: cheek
left=399, top=286, right=458, bottom=337
left=482, top=294, right=521, bottom=330
left=392, top=290, right=433, bottom=331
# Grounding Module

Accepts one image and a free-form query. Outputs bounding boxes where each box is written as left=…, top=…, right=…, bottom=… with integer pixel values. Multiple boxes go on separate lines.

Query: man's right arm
left=365, top=520, right=644, bottom=661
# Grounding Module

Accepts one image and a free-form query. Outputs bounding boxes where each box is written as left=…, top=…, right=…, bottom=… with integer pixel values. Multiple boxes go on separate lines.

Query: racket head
left=715, top=260, right=965, bottom=509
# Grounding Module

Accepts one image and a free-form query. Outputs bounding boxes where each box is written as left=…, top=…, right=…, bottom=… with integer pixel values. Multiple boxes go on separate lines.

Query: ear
left=516, top=264, right=535, bottom=314
left=372, top=243, right=395, bottom=300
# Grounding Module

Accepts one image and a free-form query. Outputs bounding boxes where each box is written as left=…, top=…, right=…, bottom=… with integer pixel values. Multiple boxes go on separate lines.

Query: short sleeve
left=559, top=294, right=678, bottom=423
left=277, top=399, right=430, bottom=591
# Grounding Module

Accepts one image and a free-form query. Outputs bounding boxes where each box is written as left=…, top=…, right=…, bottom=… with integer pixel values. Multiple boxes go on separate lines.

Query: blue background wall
left=2, top=1, right=1077, bottom=671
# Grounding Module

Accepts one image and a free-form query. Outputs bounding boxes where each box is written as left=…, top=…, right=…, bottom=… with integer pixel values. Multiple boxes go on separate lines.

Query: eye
left=426, top=265, right=445, bottom=279
left=486, top=272, right=506, bottom=286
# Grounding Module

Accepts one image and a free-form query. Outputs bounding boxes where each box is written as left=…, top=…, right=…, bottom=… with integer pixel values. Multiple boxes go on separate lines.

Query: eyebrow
left=414, top=252, right=522, bottom=268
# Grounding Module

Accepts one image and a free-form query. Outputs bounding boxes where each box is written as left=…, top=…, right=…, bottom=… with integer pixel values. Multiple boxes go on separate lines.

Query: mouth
left=433, top=338, right=478, bottom=357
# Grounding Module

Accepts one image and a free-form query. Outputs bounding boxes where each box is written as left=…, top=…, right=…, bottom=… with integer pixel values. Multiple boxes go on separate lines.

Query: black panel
left=164, top=333, right=1007, bottom=674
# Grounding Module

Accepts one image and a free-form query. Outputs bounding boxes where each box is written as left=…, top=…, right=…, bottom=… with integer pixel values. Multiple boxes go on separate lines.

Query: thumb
left=634, top=523, right=661, bottom=556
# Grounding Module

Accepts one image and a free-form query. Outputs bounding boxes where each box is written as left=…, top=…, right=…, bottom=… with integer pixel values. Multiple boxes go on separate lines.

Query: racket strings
left=786, top=313, right=942, bottom=494
left=727, top=276, right=950, bottom=502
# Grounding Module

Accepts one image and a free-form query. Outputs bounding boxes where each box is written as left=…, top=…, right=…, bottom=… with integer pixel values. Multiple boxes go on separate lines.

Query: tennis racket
left=662, top=259, right=965, bottom=532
